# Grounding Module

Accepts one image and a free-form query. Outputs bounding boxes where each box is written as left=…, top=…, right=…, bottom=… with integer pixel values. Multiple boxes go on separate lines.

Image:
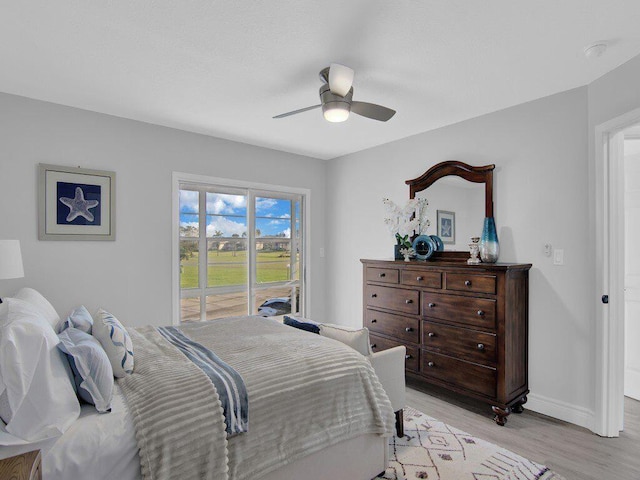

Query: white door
left=624, top=137, right=640, bottom=401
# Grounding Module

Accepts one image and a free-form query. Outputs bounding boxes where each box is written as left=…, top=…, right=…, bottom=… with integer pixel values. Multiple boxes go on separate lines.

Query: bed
left=0, top=292, right=394, bottom=480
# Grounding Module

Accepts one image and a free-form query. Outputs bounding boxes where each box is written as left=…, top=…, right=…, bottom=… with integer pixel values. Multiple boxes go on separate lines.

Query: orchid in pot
left=383, top=197, right=430, bottom=259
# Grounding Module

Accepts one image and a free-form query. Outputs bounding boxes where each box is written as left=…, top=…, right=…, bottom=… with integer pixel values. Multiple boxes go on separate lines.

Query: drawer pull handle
left=428, top=332, right=435, bottom=338
left=477, top=310, right=485, bottom=316
left=405, top=327, right=413, bottom=332
left=371, top=293, right=377, bottom=298
left=428, top=302, right=436, bottom=308
left=379, top=273, right=386, bottom=278
left=405, top=299, right=413, bottom=304
left=416, top=276, right=423, bottom=281
left=427, top=361, right=435, bottom=367
left=405, top=354, right=412, bottom=360
left=465, top=280, right=472, bottom=286
left=477, top=343, right=485, bottom=350
left=371, top=344, right=377, bottom=349
left=371, top=318, right=377, bottom=323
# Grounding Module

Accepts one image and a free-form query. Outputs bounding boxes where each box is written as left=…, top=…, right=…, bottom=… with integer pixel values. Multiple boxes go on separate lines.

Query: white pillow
left=319, top=324, right=372, bottom=356
left=61, top=305, right=94, bottom=334
left=58, top=328, right=114, bottom=413
left=13, top=287, right=61, bottom=331
left=0, top=298, right=80, bottom=442
left=92, top=309, right=134, bottom=378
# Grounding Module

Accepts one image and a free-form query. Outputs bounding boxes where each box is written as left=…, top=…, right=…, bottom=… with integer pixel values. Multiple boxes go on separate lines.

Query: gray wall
left=0, top=93, right=327, bottom=326
left=326, top=87, right=593, bottom=426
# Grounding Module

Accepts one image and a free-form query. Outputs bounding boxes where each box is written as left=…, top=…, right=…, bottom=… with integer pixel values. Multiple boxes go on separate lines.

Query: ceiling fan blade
left=351, top=101, right=396, bottom=122
left=273, top=104, right=321, bottom=119
left=328, top=63, right=354, bottom=97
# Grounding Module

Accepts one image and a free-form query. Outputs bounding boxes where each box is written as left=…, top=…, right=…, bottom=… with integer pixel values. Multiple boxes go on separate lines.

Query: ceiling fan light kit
left=274, top=63, right=396, bottom=123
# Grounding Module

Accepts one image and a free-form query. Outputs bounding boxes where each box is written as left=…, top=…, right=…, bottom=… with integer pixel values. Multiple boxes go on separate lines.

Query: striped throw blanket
left=157, top=326, right=248, bottom=436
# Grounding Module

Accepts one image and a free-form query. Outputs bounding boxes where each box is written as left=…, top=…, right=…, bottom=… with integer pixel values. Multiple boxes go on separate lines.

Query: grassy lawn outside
left=180, top=250, right=298, bottom=289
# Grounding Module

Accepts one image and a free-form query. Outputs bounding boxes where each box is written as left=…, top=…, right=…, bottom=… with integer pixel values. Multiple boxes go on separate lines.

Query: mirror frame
left=405, top=160, right=495, bottom=257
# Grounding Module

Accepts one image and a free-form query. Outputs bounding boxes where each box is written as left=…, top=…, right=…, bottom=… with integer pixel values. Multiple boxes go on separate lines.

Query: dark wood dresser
left=361, top=258, right=531, bottom=425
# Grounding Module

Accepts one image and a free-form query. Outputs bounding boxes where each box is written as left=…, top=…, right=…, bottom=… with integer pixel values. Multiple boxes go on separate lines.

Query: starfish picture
left=59, top=186, right=100, bottom=222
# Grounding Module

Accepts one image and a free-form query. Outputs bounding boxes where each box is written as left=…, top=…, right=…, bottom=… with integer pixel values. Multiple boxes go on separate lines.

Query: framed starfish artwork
left=38, top=164, right=115, bottom=241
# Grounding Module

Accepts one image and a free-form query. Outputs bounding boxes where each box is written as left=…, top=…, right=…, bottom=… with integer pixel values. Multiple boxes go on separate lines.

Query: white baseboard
left=525, top=393, right=594, bottom=430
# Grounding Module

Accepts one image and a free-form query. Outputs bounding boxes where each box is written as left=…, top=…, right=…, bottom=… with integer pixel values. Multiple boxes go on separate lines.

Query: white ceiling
left=2, top=2, right=640, bottom=160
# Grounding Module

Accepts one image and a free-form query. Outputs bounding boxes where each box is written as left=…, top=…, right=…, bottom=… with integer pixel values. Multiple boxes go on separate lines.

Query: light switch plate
left=553, top=249, right=564, bottom=265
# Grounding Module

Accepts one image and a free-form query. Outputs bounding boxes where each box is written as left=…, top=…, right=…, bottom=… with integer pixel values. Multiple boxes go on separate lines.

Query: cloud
left=206, top=193, right=246, bottom=215
left=256, top=197, right=277, bottom=213
left=206, top=217, right=246, bottom=237
left=282, top=228, right=291, bottom=238
left=179, top=190, right=199, bottom=213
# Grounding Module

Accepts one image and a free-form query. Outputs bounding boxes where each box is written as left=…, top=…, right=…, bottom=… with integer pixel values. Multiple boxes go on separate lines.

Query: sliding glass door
left=178, top=183, right=303, bottom=322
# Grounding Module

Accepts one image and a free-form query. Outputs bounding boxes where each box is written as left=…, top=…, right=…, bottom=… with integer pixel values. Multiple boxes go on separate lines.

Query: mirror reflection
left=416, top=177, right=485, bottom=251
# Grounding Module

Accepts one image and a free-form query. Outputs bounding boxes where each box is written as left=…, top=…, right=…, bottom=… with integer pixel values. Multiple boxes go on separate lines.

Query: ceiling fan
left=273, top=64, right=396, bottom=123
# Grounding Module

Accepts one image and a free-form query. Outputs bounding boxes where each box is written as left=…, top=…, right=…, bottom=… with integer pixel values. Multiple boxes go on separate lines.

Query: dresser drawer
left=445, top=273, right=496, bottom=294
left=401, top=270, right=442, bottom=288
left=370, top=333, right=419, bottom=373
left=365, top=309, right=419, bottom=343
left=422, top=321, right=496, bottom=365
left=422, top=292, right=496, bottom=330
left=421, top=351, right=496, bottom=398
left=365, top=285, right=420, bottom=315
left=365, top=267, right=399, bottom=284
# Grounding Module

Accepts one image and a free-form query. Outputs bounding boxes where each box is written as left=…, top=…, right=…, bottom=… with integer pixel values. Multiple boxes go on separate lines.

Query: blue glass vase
left=479, top=217, right=499, bottom=263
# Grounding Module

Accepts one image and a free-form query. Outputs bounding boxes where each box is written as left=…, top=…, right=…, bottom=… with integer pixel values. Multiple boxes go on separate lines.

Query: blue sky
left=179, top=190, right=297, bottom=237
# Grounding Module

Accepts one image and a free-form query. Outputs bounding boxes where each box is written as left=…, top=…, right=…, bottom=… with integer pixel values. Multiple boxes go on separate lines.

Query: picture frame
left=437, top=210, right=455, bottom=244
left=38, top=164, right=116, bottom=241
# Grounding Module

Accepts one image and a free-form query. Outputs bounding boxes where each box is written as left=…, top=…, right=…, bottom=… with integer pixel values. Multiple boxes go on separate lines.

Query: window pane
left=255, top=196, right=292, bottom=284
left=207, top=239, right=247, bottom=287
left=180, top=213, right=199, bottom=237
left=180, top=297, right=201, bottom=323
left=206, top=215, right=247, bottom=238
left=255, top=286, right=299, bottom=317
left=206, top=293, right=248, bottom=320
left=206, top=192, right=246, bottom=217
left=180, top=239, right=199, bottom=289
left=180, top=190, right=199, bottom=214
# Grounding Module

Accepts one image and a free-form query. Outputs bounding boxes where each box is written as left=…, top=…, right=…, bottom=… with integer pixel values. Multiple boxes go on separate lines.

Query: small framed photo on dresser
left=437, top=210, right=455, bottom=244
left=38, top=164, right=116, bottom=241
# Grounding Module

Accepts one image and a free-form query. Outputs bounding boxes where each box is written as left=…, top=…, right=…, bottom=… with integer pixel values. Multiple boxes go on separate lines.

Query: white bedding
left=0, top=383, right=140, bottom=480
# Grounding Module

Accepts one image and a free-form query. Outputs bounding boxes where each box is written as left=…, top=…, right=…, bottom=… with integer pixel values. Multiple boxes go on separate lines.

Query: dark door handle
left=405, top=327, right=413, bottom=332
left=371, top=293, right=377, bottom=298
left=379, top=273, right=386, bottom=278
left=465, top=280, right=471, bottom=286
left=427, top=361, right=435, bottom=367
left=428, top=302, right=436, bottom=308
left=428, top=332, right=435, bottom=338
left=602, top=295, right=609, bottom=304
left=371, top=318, right=377, bottom=323
left=405, top=299, right=413, bottom=304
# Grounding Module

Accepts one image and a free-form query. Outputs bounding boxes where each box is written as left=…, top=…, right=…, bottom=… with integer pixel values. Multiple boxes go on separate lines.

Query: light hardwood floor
left=406, top=379, right=640, bottom=480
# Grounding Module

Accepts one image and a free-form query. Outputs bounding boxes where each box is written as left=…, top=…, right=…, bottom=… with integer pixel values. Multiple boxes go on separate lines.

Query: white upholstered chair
left=317, top=323, right=407, bottom=437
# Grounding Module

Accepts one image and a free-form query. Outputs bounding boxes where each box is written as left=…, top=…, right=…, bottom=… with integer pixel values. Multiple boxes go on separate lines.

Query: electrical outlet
left=544, top=243, right=552, bottom=257
left=553, top=249, right=564, bottom=265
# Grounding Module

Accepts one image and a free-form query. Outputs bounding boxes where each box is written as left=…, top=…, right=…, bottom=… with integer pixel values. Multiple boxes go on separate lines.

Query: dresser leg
left=511, top=395, right=528, bottom=414
left=492, top=406, right=511, bottom=426
left=395, top=409, right=404, bottom=437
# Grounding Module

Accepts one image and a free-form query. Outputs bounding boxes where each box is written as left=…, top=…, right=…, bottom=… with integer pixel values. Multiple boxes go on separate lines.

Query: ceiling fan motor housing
left=319, top=84, right=352, bottom=116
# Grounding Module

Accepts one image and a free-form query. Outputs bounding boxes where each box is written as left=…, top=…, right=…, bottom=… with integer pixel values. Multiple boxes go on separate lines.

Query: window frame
left=172, top=172, right=310, bottom=325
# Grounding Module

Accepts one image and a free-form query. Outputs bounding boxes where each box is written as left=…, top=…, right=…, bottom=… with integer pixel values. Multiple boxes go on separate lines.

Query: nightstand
left=0, top=450, right=41, bottom=480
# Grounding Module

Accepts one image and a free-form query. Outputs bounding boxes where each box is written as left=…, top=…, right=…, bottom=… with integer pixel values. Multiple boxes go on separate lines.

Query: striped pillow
left=92, top=309, right=134, bottom=378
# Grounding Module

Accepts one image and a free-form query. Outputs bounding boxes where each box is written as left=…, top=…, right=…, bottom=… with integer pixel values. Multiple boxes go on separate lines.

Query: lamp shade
left=0, top=240, right=24, bottom=280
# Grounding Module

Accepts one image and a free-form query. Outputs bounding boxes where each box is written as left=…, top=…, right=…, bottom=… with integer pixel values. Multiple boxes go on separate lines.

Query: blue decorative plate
left=429, top=235, right=445, bottom=251
left=412, top=235, right=436, bottom=260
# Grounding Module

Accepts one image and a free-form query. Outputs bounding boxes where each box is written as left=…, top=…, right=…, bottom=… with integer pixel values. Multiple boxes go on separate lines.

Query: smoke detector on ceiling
left=584, top=43, right=608, bottom=59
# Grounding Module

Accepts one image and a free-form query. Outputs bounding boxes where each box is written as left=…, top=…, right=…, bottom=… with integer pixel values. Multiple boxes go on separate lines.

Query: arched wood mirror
left=405, top=161, right=495, bottom=256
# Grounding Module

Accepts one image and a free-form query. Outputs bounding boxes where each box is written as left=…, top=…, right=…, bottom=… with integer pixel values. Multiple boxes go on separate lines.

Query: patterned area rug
left=377, top=407, right=565, bottom=480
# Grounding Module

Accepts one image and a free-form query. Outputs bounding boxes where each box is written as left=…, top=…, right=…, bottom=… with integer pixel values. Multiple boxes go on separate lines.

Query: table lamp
left=0, top=240, right=24, bottom=304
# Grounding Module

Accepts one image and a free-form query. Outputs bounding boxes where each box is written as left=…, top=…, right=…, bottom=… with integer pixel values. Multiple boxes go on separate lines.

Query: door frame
left=593, top=107, right=640, bottom=436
